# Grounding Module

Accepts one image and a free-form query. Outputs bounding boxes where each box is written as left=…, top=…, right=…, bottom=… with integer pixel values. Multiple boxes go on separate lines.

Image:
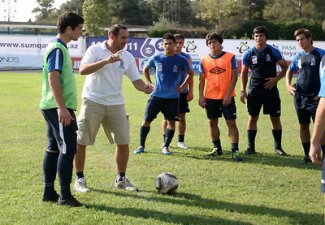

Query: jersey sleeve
left=289, top=54, right=299, bottom=72
left=81, top=45, right=97, bottom=64
left=47, top=48, right=63, bottom=73
left=146, top=55, right=156, bottom=69
left=272, top=47, right=284, bottom=61
left=242, top=50, right=251, bottom=67
left=231, top=55, right=238, bottom=69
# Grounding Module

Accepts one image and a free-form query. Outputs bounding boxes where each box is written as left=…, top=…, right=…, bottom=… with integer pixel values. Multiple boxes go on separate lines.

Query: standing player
left=73, top=24, right=153, bottom=193
left=310, top=19, right=325, bottom=195
left=199, top=32, right=243, bottom=161
left=133, top=33, right=194, bottom=155
left=161, top=34, right=193, bottom=149
left=40, top=12, right=84, bottom=207
left=240, top=26, right=289, bottom=156
left=286, top=28, right=325, bottom=163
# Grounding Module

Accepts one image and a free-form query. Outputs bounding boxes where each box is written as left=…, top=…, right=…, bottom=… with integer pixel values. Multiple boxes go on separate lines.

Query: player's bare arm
left=132, top=79, right=154, bottom=94
left=240, top=65, right=249, bottom=104
left=79, top=50, right=123, bottom=75
left=223, top=69, right=238, bottom=106
left=198, top=73, right=206, bottom=108
left=177, top=69, right=194, bottom=93
left=285, top=69, right=296, bottom=96
left=310, top=98, right=325, bottom=164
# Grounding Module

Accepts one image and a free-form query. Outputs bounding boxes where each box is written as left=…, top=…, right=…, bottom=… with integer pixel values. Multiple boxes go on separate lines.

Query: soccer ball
left=155, top=172, right=179, bottom=194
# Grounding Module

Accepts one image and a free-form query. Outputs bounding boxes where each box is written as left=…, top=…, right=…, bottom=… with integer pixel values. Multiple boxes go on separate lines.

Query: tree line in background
left=33, top=0, right=325, bottom=40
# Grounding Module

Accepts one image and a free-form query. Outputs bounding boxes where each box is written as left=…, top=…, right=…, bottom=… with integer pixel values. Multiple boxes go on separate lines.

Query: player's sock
left=43, top=151, right=59, bottom=197
left=247, top=130, right=257, bottom=149
left=116, top=172, right=125, bottom=182
left=140, top=126, right=150, bottom=147
left=163, top=134, right=166, bottom=143
left=212, top=139, right=221, bottom=150
left=57, top=150, right=75, bottom=200
left=76, top=171, right=84, bottom=179
left=164, top=128, right=175, bottom=148
left=272, top=129, right=282, bottom=149
left=302, top=142, right=310, bottom=156
left=231, top=143, right=239, bottom=153
left=178, top=135, right=185, bottom=143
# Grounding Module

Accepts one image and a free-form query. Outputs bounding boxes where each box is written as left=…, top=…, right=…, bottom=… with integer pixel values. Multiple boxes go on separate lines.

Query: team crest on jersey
left=209, top=66, right=226, bottom=74
left=157, top=63, right=163, bottom=71
left=119, top=60, right=125, bottom=69
left=266, top=54, right=271, bottom=62
left=173, top=65, right=178, bottom=72
left=311, top=57, right=316, bottom=66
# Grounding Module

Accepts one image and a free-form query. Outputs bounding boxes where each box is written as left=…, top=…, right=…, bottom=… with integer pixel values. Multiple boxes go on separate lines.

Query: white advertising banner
left=0, top=35, right=83, bottom=57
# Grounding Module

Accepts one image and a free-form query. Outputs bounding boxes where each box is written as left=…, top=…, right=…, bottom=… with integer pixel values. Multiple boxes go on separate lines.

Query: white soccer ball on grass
left=155, top=172, right=179, bottom=194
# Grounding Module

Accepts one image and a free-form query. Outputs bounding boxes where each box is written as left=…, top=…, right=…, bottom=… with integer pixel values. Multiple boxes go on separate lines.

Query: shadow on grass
left=170, top=146, right=321, bottom=171
left=87, top=203, right=251, bottom=225
left=90, top=188, right=323, bottom=225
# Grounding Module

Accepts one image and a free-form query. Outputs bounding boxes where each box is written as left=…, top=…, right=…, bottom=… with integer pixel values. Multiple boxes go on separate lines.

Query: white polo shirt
left=80, top=41, right=141, bottom=105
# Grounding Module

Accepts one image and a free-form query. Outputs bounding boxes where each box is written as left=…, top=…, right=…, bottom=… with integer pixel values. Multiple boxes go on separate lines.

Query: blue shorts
left=247, top=88, right=281, bottom=117
left=294, top=94, right=319, bottom=124
left=144, top=96, right=179, bottom=122
left=179, top=93, right=190, bottom=114
left=41, top=108, right=77, bottom=155
left=205, top=98, right=237, bottom=120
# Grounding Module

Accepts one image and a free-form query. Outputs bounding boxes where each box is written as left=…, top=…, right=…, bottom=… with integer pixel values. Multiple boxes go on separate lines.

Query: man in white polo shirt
left=73, top=24, right=153, bottom=193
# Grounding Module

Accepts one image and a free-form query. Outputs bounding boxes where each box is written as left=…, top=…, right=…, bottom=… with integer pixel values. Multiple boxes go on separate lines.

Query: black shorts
left=144, top=96, right=179, bottom=122
left=205, top=98, right=237, bottom=120
left=294, top=94, right=319, bottom=124
left=41, top=108, right=78, bottom=154
left=179, top=93, right=190, bottom=114
left=247, top=88, right=281, bottom=117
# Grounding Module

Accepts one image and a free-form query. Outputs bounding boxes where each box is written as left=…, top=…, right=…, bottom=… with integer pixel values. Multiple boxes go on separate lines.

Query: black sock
left=247, top=130, right=257, bottom=149
left=76, top=171, right=84, bottom=179
left=116, top=172, right=125, bottom=182
left=272, top=129, right=282, bottom=150
left=178, top=135, right=185, bottom=143
left=212, top=139, right=222, bottom=150
left=163, top=134, right=166, bottom=143
left=43, top=151, right=59, bottom=197
left=164, top=128, right=175, bottom=148
left=302, top=142, right=310, bottom=156
left=57, top=151, right=75, bottom=200
left=231, top=143, right=239, bottom=153
left=140, top=126, right=150, bottom=147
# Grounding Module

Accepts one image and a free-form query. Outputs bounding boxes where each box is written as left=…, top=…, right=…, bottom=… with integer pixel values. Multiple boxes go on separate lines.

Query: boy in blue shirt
left=134, top=33, right=194, bottom=155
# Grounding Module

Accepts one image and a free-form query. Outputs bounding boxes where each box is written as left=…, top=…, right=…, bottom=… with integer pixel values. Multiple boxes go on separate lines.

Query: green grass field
left=0, top=72, right=324, bottom=225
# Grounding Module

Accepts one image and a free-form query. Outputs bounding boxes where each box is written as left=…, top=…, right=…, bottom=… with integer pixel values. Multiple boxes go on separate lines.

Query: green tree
left=82, top=0, right=110, bottom=36
left=33, top=0, right=58, bottom=23
left=57, top=0, right=85, bottom=17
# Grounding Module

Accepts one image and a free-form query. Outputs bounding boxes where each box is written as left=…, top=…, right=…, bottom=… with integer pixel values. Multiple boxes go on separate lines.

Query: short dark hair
left=174, top=34, right=185, bottom=40
left=205, top=32, right=223, bottom=46
left=108, top=24, right=128, bottom=37
left=163, top=33, right=176, bottom=42
left=252, top=26, right=269, bottom=39
left=56, top=12, right=84, bottom=34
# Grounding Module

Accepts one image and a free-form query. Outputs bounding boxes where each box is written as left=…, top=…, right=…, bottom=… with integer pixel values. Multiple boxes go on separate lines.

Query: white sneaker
left=114, top=177, right=138, bottom=192
left=177, top=142, right=189, bottom=149
left=73, top=177, right=90, bottom=193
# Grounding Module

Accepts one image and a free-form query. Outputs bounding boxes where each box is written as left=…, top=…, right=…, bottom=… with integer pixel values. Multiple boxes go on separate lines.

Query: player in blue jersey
left=286, top=28, right=325, bottom=163
left=310, top=19, right=325, bottom=193
left=161, top=34, right=193, bottom=150
left=134, top=33, right=194, bottom=155
left=240, top=26, right=289, bottom=156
